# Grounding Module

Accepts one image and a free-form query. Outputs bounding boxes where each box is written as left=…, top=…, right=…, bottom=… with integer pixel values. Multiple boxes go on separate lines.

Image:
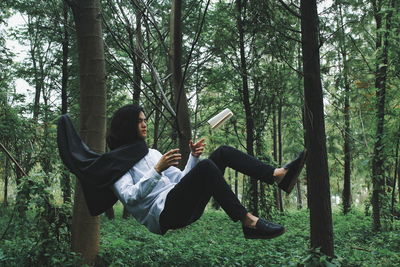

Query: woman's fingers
left=195, top=138, right=206, bottom=146
left=166, top=148, right=179, bottom=155
left=162, top=149, right=181, bottom=167
left=167, top=154, right=181, bottom=162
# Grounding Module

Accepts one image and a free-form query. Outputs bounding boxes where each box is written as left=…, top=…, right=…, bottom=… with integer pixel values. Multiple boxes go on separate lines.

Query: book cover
left=207, top=108, right=233, bottom=130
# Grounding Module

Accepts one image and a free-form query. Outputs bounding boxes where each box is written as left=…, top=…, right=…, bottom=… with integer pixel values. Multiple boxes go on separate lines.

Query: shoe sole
left=243, top=228, right=286, bottom=240
left=280, top=150, right=307, bottom=194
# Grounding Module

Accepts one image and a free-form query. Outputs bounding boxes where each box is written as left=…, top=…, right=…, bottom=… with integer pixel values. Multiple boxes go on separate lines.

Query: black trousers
left=159, top=145, right=276, bottom=234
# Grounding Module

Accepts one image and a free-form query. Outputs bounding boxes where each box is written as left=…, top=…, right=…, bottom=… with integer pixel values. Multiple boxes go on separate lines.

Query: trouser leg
left=159, top=159, right=247, bottom=234
left=209, top=145, right=276, bottom=184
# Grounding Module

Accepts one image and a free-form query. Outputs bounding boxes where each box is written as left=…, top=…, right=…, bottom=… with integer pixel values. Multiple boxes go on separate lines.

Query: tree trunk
left=236, top=0, right=257, bottom=216
left=61, top=1, right=69, bottom=116
left=277, top=98, right=283, bottom=212
left=296, top=181, right=302, bottom=210
left=342, top=82, right=352, bottom=214
left=133, top=9, right=143, bottom=103
left=3, top=157, right=9, bottom=206
left=272, top=105, right=282, bottom=211
left=169, top=0, right=192, bottom=167
left=371, top=0, right=393, bottom=231
left=152, top=102, right=161, bottom=149
left=255, top=133, right=267, bottom=216
left=297, top=44, right=303, bottom=210
left=337, top=3, right=352, bottom=215
left=70, top=0, right=107, bottom=264
left=61, top=0, right=71, bottom=204
left=31, top=26, right=41, bottom=122
left=235, top=170, right=239, bottom=197
left=300, top=0, right=334, bottom=257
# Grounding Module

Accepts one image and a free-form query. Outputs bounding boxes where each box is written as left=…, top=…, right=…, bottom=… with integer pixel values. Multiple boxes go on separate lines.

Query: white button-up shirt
left=111, top=148, right=200, bottom=234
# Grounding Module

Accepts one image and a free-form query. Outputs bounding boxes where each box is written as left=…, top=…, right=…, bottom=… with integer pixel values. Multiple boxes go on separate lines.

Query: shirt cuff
left=188, top=153, right=200, bottom=167
left=150, top=167, right=162, bottom=180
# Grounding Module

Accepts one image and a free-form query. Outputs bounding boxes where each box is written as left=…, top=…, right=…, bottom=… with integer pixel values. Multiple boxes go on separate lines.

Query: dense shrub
left=0, top=173, right=81, bottom=267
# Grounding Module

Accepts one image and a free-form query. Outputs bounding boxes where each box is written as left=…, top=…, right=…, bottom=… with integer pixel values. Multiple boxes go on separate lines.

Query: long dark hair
left=106, top=104, right=145, bottom=150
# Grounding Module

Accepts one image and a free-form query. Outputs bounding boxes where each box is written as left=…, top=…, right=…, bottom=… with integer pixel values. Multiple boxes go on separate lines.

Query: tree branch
left=0, top=143, right=27, bottom=177
left=277, top=0, right=301, bottom=19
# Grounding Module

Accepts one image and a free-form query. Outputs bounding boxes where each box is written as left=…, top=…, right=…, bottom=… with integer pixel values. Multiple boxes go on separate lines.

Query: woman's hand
left=154, top=149, right=181, bottom=174
left=189, top=138, right=206, bottom=158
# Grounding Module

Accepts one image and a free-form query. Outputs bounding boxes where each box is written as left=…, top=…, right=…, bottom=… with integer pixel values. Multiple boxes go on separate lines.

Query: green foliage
left=0, top=173, right=80, bottom=267
left=1, top=0, right=400, bottom=265
left=95, top=207, right=400, bottom=267
left=299, top=248, right=341, bottom=267
left=1, top=203, right=399, bottom=266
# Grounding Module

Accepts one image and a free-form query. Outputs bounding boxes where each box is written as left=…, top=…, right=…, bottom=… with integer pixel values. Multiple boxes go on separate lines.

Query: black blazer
left=57, top=115, right=148, bottom=216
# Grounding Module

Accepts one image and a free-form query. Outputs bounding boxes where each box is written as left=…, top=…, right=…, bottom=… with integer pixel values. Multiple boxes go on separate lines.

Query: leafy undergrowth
left=1, top=203, right=399, bottom=266
left=99, top=206, right=400, bottom=267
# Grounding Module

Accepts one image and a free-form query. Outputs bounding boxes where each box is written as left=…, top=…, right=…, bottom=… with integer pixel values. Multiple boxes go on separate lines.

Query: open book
left=207, top=108, right=233, bottom=130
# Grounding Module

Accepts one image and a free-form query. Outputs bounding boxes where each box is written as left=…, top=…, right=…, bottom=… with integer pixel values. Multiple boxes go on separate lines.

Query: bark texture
left=70, top=0, right=107, bottom=263
left=61, top=0, right=71, bottom=204
left=337, top=3, right=352, bottom=214
left=170, top=0, right=192, bottom=167
left=236, top=0, right=258, bottom=215
left=300, top=0, right=334, bottom=257
left=371, top=0, right=393, bottom=231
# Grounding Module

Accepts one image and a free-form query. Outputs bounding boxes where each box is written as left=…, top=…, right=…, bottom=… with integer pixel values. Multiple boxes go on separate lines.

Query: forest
left=0, top=0, right=399, bottom=266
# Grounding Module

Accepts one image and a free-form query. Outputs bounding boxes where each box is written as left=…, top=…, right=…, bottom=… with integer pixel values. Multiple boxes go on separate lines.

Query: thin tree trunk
left=342, top=83, right=352, bottom=214
left=170, top=0, right=192, bottom=167
left=61, top=1, right=69, bottom=116
left=301, top=0, right=334, bottom=256
left=235, top=170, right=239, bottom=197
left=277, top=98, right=283, bottom=212
left=371, top=0, right=393, bottom=231
left=297, top=44, right=303, bottom=210
left=272, top=105, right=281, bottom=211
left=296, top=182, right=302, bottom=209
left=337, top=4, right=352, bottom=214
left=256, top=134, right=267, bottom=215
left=133, top=9, right=142, bottom=103
left=31, top=25, right=41, bottom=122
left=236, top=0, right=257, bottom=216
left=61, top=0, right=71, bottom=204
left=3, top=157, right=9, bottom=206
left=152, top=103, right=161, bottom=149
left=70, top=0, right=107, bottom=263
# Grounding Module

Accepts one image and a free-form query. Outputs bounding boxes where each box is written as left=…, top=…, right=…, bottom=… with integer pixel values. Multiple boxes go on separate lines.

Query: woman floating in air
left=58, top=104, right=306, bottom=239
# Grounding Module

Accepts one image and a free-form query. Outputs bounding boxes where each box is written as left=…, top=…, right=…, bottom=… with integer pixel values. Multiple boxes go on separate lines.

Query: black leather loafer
left=278, top=149, right=307, bottom=194
left=242, top=218, right=285, bottom=239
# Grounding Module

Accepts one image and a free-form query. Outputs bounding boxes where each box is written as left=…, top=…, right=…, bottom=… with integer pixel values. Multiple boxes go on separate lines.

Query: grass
left=98, top=204, right=400, bottom=267
left=1, top=202, right=399, bottom=266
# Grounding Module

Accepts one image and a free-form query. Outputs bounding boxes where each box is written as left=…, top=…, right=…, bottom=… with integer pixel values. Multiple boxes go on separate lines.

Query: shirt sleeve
left=112, top=167, right=161, bottom=206
left=163, top=154, right=200, bottom=183
left=182, top=154, right=200, bottom=176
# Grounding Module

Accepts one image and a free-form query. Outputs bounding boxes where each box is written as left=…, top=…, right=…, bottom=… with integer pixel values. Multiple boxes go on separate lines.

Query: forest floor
left=98, top=205, right=400, bottom=267
left=1, top=204, right=399, bottom=266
